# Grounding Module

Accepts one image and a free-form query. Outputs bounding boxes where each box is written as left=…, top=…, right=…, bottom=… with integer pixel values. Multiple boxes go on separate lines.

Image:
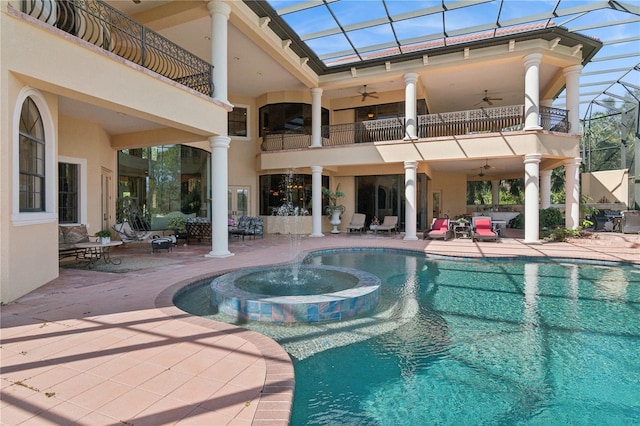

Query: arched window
left=19, top=97, right=46, bottom=212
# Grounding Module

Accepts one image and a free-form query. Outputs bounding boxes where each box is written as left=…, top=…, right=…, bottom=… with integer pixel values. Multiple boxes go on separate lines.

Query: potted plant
left=322, top=184, right=346, bottom=233
left=95, top=229, right=112, bottom=244
left=167, top=216, right=186, bottom=238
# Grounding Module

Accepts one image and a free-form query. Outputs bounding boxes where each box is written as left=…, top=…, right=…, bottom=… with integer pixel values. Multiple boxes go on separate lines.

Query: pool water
left=173, top=249, right=640, bottom=425
left=233, top=267, right=359, bottom=296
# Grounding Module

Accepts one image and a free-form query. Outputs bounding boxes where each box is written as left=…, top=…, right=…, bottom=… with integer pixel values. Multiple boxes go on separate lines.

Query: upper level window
left=356, top=100, right=428, bottom=121
left=19, top=97, right=46, bottom=212
left=259, top=103, right=329, bottom=137
left=228, top=106, right=248, bottom=137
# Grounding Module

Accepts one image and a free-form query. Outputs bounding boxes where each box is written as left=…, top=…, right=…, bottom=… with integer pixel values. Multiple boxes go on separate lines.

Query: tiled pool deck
left=1, top=230, right=639, bottom=425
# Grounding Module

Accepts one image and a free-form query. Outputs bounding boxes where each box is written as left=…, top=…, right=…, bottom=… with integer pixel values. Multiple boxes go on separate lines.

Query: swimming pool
left=173, top=249, right=640, bottom=425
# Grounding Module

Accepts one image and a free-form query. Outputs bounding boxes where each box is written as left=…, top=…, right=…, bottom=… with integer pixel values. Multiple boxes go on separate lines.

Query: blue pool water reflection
left=173, top=249, right=640, bottom=425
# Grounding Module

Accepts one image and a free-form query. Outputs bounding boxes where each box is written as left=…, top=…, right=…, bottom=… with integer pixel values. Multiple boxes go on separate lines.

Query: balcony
left=21, top=0, right=213, bottom=97
left=261, top=105, right=570, bottom=151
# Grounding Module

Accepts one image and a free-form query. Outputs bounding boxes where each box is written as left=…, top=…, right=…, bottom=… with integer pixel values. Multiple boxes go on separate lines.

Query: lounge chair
left=112, top=222, right=154, bottom=243
left=424, top=217, right=453, bottom=240
left=471, top=216, right=499, bottom=242
left=345, top=213, right=366, bottom=233
left=375, top=216, right=398, bottom=234
left=621, top=210, right=640, bottom=234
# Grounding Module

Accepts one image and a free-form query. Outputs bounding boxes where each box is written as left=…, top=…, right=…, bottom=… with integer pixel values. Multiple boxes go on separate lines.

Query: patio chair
left=345, top=213, right=366, bottom=233
left=229, top=215, right=251, bottom=240
left=112, top=222, right=154, bottom=243
left=471, top=216, right=499, bottom=242
left=620, top=210, right=640, bottom=234
left=375, top=216, right=398, bottom=234
left=424, top=217, right=454, bottom=240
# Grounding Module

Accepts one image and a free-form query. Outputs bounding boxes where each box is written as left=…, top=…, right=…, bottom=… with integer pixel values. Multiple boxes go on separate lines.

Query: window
left=13, top=88, right=56, bottom=225
left=58, top=163, right=78, bottom=223
left=259, top=173, right=328, bottom=215
left=19, top=97, right=46, bottom=212
left=355, top=99, right=428, bottom=121
left=117, top=145, right=211, bottom=223
left=259, top=103, right=329, bottom=137
left=228, top=106, right=248, bottom=137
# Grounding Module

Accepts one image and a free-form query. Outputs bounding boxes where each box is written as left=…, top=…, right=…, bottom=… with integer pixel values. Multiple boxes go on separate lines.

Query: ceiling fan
left=474, top=90, right=503, bottom=106
left=480, top=159, right=495, bottom=170
left=359, top=85, right=378, bottom=102
left=469, top=167, right=489, bottom=178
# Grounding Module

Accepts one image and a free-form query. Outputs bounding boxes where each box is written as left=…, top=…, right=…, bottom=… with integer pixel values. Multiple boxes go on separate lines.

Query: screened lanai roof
left=246, top=0, right=640, bottom=119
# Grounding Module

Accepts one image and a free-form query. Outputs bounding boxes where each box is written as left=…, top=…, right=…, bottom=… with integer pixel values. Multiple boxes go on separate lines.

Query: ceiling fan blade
left=486, top=99, right=493, bottom=106
left=361, top=94, right=367, bottom=102
left=369, top=94, right=379, bottom=99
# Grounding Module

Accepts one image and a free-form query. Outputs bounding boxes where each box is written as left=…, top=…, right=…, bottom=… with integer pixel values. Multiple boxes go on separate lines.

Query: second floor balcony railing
left=261, top=104, right=569, bottom=151
left=21, top=0, right=214, bottom=97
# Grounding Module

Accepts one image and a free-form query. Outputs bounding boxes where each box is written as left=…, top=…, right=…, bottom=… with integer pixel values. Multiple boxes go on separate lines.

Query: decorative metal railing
left=540, top=106, right=570, bottom=132
left=418, top=105, right=526, bottom=137
left=261, top=133, right=312, bottom=151
left=261, top=105, right=570, bottom=151
left=21, top=0, right=214, bottom=97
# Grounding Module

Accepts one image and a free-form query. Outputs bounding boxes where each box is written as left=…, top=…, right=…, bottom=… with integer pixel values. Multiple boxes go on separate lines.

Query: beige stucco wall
left=0, top=77, right=61, bottom=303
left=59, top=115, right=118, bottom=234
left=582, top=169, right=629, bottom=206
left=430, top=172, right=469, bottom=220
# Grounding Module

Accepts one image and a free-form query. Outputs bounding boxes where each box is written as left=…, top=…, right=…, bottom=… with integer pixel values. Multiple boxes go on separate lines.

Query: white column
left=563, top=65, right=582, bottom=135
left=206, top=0, right=230, bottom=104
left=311, top=88, right=323, bottom=148
left=524, top=154, right=542, bottom=244
left=491, top=180, right=500, bottom=208
left=207, top=136, right=233, bottom=258
left=540, top=169, right=551, bottom=209
left=310, top=166, right=324, bottom=237
left=564, top=158, right=581, bottom=230
left=404, top=73, right=418, bottom=140
left=523, top=53, right=543, bottom=131
left=403, top=161, right=418, bottom=240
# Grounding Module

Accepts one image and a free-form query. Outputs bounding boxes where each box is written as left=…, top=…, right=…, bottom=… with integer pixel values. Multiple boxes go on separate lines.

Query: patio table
left=74, top=241, right=123, bottom=268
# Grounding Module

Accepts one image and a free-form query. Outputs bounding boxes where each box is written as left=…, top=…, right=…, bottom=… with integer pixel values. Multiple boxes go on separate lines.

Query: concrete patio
left=1, top=230, right=639, bottom=425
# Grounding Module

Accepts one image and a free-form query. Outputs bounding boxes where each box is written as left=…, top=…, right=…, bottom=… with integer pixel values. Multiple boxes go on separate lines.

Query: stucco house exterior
left=1, top=0, right=603, bottom=302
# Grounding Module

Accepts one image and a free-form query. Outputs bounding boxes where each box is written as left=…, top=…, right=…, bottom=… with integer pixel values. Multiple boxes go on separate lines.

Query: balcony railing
left=261, top=104, right=569, bottom=151
left=21, top=0, right=214, bottom=97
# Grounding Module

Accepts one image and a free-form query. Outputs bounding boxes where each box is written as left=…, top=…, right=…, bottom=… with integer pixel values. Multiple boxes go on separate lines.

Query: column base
left=206, top=251, right=235, bottom=258
left=524, top=125, right=543, bottom=131
left=403, top=235, right=419, bottom=241
left=309, top=232, right=325, bottom=237
left=523, top=239, right=542, bottom=245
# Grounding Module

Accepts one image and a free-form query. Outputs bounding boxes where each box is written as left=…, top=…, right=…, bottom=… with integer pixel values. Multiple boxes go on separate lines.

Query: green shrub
left=509, top=213, right=524, bottom=229
left=545, top=228, right=581, bottom=242
left=540, top=208, right=564, bottom=229
left=580, top=218, right=594, bottom=229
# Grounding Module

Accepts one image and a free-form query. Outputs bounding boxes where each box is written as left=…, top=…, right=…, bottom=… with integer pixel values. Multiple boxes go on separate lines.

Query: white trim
left=12, top=87, right=57, bottom=226
left=58, top=156, right=88, bottom=225
left=229, top=104, right=250, bottom=140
